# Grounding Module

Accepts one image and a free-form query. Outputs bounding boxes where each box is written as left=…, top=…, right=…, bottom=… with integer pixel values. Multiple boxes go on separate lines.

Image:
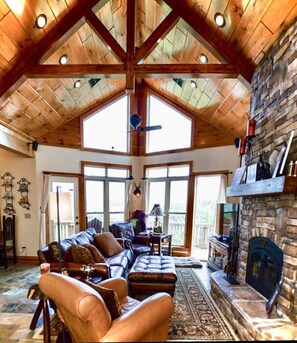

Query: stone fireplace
left=210, top=18, right=297, bottom=340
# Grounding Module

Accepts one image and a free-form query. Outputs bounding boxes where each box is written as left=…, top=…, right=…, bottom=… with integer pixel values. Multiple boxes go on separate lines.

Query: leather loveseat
left=37, top=228, right=134, bottom=279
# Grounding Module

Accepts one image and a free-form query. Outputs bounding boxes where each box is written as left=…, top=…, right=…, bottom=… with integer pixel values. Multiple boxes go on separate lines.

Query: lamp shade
left=150, top=204, right=164, bottom=217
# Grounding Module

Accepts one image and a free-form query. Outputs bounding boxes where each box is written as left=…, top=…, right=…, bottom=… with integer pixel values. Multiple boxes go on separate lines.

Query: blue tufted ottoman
left=127, top=255, right=177, bottom=297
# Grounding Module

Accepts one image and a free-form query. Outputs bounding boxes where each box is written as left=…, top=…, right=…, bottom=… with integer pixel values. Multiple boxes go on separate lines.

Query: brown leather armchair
left=39, top=273, right=174, bottom=342
left=109, top=222, right=151, bottom=257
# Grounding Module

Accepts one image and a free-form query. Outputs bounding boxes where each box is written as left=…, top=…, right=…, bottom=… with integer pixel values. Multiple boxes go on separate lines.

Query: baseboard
left=17, top=256, right=39, bottom=264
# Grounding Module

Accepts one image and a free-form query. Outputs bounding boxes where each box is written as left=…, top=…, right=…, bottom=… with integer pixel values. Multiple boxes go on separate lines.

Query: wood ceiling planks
left=0, top=0, right=295, bottom=156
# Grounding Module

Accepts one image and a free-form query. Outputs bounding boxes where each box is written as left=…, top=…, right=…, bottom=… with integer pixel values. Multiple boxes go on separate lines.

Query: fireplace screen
left=246, top=237, right=283, bottom=299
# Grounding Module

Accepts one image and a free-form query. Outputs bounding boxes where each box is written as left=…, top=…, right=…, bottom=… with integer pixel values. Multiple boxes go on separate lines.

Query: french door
left=47, top=176, right=80, bottom=242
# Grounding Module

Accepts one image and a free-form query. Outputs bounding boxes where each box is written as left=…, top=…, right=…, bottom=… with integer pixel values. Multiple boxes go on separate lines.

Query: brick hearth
left=211, top=270, right=297, bottom=340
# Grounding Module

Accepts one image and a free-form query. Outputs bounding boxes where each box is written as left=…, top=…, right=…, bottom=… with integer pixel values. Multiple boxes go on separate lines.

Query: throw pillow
left=93, top=232, right=123, bottom=257
left=82, top=243, right=105, bottom=263
left=85, top=280, right=122, bottom=320
left=71, top=244, right=95, bottom=265
left=48, top=241, right=62, bottom=261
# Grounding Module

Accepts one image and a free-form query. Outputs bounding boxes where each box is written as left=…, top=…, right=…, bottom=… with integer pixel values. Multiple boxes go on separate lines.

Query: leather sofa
left=37, top=228, right=134, bottom=279
left=39, top=272, right=174, bottom=342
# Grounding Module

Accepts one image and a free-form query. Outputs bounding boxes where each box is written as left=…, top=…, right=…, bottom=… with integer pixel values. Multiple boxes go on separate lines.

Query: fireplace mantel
left=226, top=176, right=297, bottom=197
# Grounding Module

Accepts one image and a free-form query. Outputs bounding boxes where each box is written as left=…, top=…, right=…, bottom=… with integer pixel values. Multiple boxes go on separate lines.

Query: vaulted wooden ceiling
left=0, top=0, right=296, bottom=157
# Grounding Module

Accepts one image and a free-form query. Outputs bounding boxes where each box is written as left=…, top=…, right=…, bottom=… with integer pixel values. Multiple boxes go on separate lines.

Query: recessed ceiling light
left=190, top=80, right=197, bottom=89
left=214, top=13, right=225, bottom=27
left=59, top=54, right=68, bottom=65
left=35, top=14, right=47, bottom=29
left=199, top=53, right=208, bottom=64
left=74, top=80, right=82, bottom=88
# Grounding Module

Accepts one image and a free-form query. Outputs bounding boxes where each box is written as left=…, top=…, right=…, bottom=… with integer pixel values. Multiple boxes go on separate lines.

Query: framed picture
left=279, top=130, right=294, bottom=175
left=231, top=167, right=247, bottom=186
left=246, top=163, right=258, bottom=183
left=272, top=145, right=287, bottom=178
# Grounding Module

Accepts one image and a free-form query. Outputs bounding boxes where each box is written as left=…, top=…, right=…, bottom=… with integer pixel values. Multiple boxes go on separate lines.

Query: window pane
left=109, top=182, right=125, bottom=212
left=146, top=167, right=167, bottom=178
left=169, top=180, right=188, bottom=212
left=86, top=180, right=103, bottom=212
left=147, top=181, right=165, bottom=227
left=147, top=95, right=192, bottom=153
left=168, top=213, right=185, bottom=246
left=83, top=96, right=128, bottom=152
left=110, top=213, right=125, bottom=223
left=107, top=168, right=128, bottom=178
left=168, top=165, right=189, bottom=177
left=84, top=166, right=105, bottom=177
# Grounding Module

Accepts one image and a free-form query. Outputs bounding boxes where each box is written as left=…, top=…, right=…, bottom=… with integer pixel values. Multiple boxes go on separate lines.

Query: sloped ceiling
left=0, top=0, right=296, bottom=156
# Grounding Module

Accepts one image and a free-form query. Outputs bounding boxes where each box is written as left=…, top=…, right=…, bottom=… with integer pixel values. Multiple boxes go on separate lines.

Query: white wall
left=0, top=144, right=239, bottom=257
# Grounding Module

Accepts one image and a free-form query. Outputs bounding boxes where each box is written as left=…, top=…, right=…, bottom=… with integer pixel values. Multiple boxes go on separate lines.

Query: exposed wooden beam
left=25, top=64, right=126, bottom=78
left=134, top=64, right=239, bottom=78
left=25, top=63, right=238, bottom=79
left=85, top=10, right=127, bottom=63
left=126, top=0, right=136, bottom=92
left=0, top=0, right=103, bottom=105
left=133, top=10, right=180, bottom=64
left=0, top=126, right=34, bottom=158
left=157, top=0, right=255, bottom=84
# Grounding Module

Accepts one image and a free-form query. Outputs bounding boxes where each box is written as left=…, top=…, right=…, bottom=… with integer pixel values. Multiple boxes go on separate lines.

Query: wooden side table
left=150, top=233, right=172, bottom=256
left=27, top=284, right=53, bottom=343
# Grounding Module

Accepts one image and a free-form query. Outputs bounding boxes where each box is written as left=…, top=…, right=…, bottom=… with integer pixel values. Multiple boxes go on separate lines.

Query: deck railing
left=169, top=223, right=214, bottom=248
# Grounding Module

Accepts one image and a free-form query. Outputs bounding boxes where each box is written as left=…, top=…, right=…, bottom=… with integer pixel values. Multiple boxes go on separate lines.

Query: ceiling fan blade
left=139, top=125, right=162, bottom=132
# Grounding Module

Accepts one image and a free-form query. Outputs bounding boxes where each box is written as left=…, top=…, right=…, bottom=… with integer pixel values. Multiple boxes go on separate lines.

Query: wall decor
left=1, top=172, right=16, bottom=215
left=17, top=178, right=31, bottom=210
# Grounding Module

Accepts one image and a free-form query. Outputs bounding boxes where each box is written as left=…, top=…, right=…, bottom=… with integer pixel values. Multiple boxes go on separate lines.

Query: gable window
left=145, top=163, right=190, bottom=246
left=83, top=163, right=131, bottom=229
left=146, top=95, right=192, bottom=153
left=82, top=96, right=129, bottom=153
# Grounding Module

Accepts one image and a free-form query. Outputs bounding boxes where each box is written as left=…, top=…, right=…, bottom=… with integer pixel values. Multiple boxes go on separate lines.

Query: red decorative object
left=246, top=119, right=256, bottom=137
left=238, top=138, right=247, bottom=156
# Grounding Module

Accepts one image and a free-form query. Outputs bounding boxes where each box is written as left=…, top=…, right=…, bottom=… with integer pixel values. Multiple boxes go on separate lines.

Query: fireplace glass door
left=246, top=237, right=283, bottom=299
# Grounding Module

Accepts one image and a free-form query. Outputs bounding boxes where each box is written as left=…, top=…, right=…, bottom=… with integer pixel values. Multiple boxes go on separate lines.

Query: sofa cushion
left=71, top=244, right=95, bottom=264
left=48, top=241, right=61, bottom=261
left=94, top=232, right=123, bottom=257
left=84, top=281, right=122, bottom=320
left=82, top=243, right=105, bottom=263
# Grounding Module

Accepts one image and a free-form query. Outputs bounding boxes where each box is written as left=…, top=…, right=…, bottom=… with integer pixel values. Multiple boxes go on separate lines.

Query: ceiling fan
left=129, top=114, right=162, bottom=132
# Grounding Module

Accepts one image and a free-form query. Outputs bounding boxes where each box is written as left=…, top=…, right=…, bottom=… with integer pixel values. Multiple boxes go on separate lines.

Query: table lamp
left=150, top=204, right=164, bottom=232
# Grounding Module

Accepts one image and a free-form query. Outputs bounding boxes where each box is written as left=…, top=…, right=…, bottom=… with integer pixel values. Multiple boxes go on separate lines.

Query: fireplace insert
left=246, top=237, right=283, bottom=299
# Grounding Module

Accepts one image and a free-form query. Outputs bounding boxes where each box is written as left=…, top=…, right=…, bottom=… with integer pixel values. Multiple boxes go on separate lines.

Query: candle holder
left=80, top=265, right=94, bottom=280
left=245, top=135, right=256, bottom=166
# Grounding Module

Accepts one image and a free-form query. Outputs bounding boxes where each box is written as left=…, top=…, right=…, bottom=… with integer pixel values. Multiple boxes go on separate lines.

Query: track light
left=199, top=53, right=208, bottom=64
left=190, top=80, right=197, bottom=89
left=35, top=14, right=47, bottom=29
left=214, top=13, right=226, bottom=27
left=74, top=80, right=82, bottom=88
left=59, top=54, right=68, bottom=65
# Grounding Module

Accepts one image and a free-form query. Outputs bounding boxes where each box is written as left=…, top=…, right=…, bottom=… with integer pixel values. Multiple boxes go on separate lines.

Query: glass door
left=192, top=175, right=222, bottom=261
left=48, top=176, right=79, bottom=242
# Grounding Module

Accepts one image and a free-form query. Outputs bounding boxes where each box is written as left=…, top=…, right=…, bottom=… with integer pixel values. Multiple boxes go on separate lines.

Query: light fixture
left=199, top=53, right=208, bottom=64
left=214, top=13, right=225, bottom=27
left=190, top=80, right=197, bottom=89
left=35, top=14, right=47, bottom=29
left=74, top=80, right=82, bottom=89
left=133, top=183, right=141, bottom=197
left=150, top=204, right=164, bottom=229
left=59, top=54, right=68, bottom=65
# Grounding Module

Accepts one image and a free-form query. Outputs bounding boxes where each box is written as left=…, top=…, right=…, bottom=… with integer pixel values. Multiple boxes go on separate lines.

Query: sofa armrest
left=102, top=292, right=174, bottom=342
left=116, top=237, right=133, bottom=250
left=48, top=262, right=111, bottom=279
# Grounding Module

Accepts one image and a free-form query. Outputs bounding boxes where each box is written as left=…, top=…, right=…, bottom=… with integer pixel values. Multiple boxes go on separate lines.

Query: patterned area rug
left=168, top=268, right=238, bottom=341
